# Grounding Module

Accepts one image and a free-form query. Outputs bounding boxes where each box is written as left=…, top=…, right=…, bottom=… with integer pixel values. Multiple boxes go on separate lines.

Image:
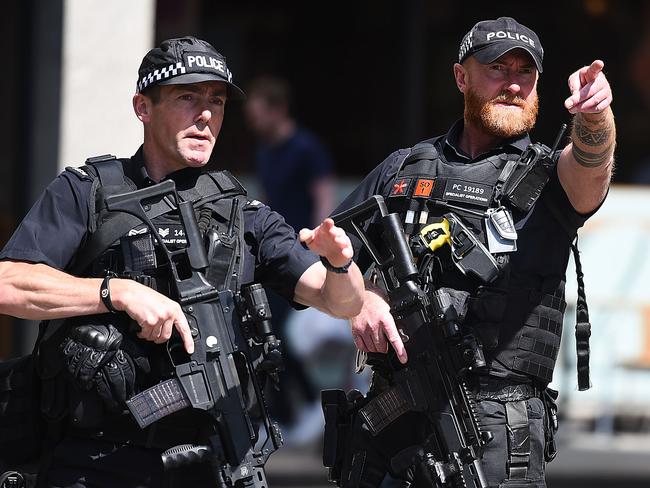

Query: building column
left=58, top=0, right=156, bottom=172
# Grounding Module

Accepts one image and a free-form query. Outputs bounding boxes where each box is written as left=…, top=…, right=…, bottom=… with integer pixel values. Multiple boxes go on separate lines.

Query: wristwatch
left=320, top=256, right=353, bottom=274
left=100, top=275, right=119, bottom=313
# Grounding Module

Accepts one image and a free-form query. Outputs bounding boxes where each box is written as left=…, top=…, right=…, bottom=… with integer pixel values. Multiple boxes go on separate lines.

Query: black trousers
left=40, top=437, right=217, bottom=488
left=338, top=398, right=548, bottom=488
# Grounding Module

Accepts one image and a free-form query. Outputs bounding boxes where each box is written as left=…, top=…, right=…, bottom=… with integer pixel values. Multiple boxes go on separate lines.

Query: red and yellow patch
left=413, top=178, right=434, bottom=197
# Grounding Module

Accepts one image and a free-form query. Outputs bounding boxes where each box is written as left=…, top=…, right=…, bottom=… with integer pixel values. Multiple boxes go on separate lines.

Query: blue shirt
left=256, top=127, right=333, bottom=231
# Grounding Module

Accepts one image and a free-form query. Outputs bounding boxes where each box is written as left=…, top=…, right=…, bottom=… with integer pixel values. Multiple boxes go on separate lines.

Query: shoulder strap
left=87, top=154, right=125, bottom=184
left=542, top=197, right=591, bottom=391
left=389, top=139, right=443, bottom=180
left=402, top=141, right=440, bottom=166
left=67, top=156, right=140, bottom=275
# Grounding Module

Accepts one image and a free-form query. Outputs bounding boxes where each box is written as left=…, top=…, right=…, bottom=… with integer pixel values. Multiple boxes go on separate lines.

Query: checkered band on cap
left=458, top=28, right=474, bottom=62
left=137, top=62, right=187, bottom=93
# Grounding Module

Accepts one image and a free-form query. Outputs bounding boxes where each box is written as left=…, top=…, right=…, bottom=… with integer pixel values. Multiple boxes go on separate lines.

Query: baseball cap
left=136, top=36, right=245, bottom=99
left=458, top=17, right=543, bottom=73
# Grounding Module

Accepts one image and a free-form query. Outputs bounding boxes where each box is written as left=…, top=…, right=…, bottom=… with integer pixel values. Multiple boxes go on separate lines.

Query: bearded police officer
left=0, top=36, right=364, bottom=487
left=328, top=17, right=615, bottom=488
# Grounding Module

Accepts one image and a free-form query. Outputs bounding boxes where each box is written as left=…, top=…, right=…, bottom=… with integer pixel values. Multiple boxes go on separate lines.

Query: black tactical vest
left=69, top=156, right=247, bottom=291
left=386, top=141, right=567, bottom=386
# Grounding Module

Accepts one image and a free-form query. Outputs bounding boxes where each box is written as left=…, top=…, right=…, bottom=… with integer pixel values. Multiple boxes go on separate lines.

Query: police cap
left=458, top=17, right=543, bottom=73
left=136, top=36, right=245, bottom=99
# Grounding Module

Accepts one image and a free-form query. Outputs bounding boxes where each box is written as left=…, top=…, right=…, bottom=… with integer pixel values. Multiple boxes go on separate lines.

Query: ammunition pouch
left=0, top=354, right=42, bottom=473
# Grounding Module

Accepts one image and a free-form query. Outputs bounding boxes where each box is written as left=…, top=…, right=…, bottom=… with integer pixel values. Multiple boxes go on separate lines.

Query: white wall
left=58, top=0, right=155, bottom=170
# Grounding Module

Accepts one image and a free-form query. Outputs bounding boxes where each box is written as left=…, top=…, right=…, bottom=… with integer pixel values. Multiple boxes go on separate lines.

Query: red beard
left=464, top=87, right=539, bottom=139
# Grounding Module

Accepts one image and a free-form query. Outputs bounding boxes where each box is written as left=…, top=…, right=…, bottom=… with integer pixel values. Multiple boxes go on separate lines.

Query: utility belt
left=362, top=369, right=541, bottom=423
left=368, top=367, right=542, bottom=401
left=468, top=375, right=542, bottom=402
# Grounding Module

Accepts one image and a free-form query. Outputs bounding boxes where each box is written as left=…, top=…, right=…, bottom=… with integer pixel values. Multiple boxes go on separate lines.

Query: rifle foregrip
left=161, top=443, right=211, bottom=470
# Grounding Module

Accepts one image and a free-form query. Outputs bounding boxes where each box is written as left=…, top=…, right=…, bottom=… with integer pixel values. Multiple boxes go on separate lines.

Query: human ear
left=453, top=63, right=467, bottom=94
left=133, top=93, right=150, bottom=122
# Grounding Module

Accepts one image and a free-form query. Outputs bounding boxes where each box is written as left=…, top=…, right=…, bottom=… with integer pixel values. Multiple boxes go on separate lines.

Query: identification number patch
left=443, top=180, right=493, bottom=207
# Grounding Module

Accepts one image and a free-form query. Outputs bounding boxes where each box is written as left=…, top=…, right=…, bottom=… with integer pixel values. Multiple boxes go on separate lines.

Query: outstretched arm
left=558, top=59, right=616, bottom=214
left=293, top=218, right=364, bottom=318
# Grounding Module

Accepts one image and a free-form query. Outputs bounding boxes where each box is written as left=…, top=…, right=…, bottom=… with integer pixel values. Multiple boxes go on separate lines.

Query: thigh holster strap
left=505, top=400, right=530, bottom=480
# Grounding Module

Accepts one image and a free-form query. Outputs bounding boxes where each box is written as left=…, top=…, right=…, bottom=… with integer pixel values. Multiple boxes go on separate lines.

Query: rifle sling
left=541, top=198, right=591, bottom=391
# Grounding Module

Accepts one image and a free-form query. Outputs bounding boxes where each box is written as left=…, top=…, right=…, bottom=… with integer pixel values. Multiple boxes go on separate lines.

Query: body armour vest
left=386, top=141, right=568, bottom=386
left=80, top=157, right=247, bottom=292
left=37, top=156, right=250, bottom=426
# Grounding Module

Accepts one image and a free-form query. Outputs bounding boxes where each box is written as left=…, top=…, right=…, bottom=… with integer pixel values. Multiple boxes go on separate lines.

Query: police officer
left=0, top=36, right=364, bottom=487
left=330, top=17, right=615, bottom=487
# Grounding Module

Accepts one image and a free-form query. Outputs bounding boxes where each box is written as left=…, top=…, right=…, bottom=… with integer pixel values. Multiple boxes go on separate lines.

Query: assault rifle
left=324, top=195, right=492, bottom=487
left=106, top=180, right=283, bottom=488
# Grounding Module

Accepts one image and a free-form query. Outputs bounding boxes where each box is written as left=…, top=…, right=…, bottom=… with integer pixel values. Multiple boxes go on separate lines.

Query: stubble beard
left=464, top=86, right=539, bottom=139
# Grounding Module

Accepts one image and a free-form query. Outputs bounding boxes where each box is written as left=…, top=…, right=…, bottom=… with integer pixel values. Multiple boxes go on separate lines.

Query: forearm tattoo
left=571, top=114, right=615, bottom=168
left=571, top=145, right=613, bottom=168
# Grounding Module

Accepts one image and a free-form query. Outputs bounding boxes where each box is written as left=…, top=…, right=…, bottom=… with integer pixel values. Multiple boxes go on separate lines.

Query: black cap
left=136, top=36, right=245, bottom=99
left=458, top=17, right=543, bottom=73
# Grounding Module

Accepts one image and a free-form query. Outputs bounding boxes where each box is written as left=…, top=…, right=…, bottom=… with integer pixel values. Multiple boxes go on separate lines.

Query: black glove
left=60, top=323, right=123, bottom=390
left=94, top=349, right=136, bottom=413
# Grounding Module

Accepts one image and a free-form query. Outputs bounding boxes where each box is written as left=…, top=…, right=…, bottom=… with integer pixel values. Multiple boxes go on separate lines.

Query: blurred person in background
left=329, top=16, right=615, bottom=487
left=0, top=36, right=363, bottom=487
left=244, top=75, right=338, bottom=446
left=245, top=75, right=335, bottom=232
